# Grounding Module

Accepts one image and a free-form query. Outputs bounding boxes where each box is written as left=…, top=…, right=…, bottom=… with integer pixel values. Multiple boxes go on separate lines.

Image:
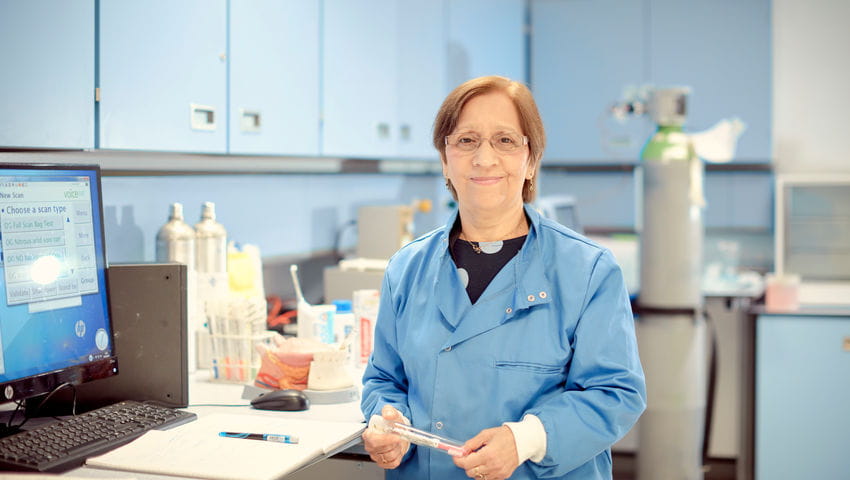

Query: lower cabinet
left=287, top=457, right=382, bottom=480
left=755, top=313, right=850, bottom=479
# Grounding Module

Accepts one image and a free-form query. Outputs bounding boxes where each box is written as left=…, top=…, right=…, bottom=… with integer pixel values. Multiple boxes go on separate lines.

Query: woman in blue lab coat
left=360, top=76, right=646, bottom=480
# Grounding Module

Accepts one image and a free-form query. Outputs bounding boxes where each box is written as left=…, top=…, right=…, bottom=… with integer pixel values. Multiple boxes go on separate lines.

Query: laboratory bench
left=9, top=369, right=381, bottom=480
left=615, top=295, right=850, bottom=480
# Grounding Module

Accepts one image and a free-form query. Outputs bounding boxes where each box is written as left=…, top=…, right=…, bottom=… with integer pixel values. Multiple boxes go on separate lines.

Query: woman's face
left=443, top=91, right=532, bottom=215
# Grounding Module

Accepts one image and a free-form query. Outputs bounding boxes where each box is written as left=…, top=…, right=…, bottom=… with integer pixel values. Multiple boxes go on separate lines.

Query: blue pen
left=219, top=432, right=299, bottom=444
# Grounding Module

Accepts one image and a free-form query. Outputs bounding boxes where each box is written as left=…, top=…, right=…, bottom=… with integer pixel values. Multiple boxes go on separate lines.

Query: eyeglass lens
left=446, top=133, right=526, bottom=152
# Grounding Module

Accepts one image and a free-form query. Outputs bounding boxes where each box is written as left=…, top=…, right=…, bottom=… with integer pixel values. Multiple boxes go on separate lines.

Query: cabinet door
left=447, top=0, right=527, bottom=87
left=704, top=171, right=773, bottom=230
left=99, top=0, right=227, bottom=153
left=756, top=315, right=850, bottom=479
left=229, top=0, right=320, bottom=156
left=0, top=0, right=94, bottom=149
left=650, top=0, right=771, bottom=162
left=396, top=0, right=446, bottom=160
left=531, top=0, right=650, bottom=164
left=322, top=0, right=398, bottom=158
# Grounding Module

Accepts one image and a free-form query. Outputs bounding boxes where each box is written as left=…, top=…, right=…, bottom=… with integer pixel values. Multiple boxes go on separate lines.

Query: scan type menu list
left=0, top=178, right=98, bottom=308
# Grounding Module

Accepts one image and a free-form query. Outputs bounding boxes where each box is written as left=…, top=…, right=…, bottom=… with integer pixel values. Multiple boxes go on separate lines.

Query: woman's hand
left=453, top=426, right=520, bottom=480
left=361, top=405, right=411, bottom=470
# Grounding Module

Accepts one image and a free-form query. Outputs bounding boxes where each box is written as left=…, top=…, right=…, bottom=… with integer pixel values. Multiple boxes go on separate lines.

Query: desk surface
left=62, top=370, right=366, bottom=479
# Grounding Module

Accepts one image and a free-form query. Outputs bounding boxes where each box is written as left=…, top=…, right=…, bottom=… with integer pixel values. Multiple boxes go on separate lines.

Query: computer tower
left=44, top=263, right=190, bottom=411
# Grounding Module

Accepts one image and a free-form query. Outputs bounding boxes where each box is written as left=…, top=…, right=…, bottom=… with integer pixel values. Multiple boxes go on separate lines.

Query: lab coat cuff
left=503, top=414, right=547, bottom=464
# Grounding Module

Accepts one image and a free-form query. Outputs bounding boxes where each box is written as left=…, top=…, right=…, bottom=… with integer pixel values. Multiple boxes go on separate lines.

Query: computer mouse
left=250, top=389, right=310, bottom=411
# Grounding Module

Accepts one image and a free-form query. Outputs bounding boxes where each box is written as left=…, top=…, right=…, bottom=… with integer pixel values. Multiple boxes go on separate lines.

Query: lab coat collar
left=435, top=205, right=553, bottom=346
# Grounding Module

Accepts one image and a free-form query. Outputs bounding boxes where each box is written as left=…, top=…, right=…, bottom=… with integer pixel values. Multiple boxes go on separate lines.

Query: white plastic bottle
left=332, top=299, right=357, bottom=369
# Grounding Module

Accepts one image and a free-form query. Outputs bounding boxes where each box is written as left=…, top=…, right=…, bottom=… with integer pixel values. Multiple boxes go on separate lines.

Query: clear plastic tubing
left=369, top=415, right=469, bottom=457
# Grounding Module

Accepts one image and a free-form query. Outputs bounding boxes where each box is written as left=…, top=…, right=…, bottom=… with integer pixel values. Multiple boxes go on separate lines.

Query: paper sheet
left=85, top=413, right=365, bottom=480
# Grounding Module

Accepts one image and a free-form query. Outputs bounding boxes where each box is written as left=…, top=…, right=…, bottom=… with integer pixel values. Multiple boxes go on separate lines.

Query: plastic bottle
left=155, top=203, right=195, bottom=268
left=332, top=299, right=356, bottom=365
left=194, top=201, right=227, bottom=274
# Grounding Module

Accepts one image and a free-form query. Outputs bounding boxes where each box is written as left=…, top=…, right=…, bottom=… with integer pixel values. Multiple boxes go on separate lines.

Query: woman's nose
left=472, top=141, right=499, bottom=167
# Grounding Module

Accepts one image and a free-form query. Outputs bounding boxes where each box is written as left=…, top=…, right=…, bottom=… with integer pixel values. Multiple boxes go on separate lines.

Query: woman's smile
left=469, top=175, right=503, bottom=185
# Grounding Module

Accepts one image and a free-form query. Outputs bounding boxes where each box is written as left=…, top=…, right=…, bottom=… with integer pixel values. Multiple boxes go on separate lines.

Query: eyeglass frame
left=444, top=131, right=529, bottom=153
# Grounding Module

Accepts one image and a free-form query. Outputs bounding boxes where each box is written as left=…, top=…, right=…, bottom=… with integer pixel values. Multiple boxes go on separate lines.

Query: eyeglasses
left=444, top=132, right=529, bottom=153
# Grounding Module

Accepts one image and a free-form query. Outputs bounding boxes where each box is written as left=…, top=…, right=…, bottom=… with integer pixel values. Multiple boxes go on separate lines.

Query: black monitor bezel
left=0, top=162, right=118, bottom=404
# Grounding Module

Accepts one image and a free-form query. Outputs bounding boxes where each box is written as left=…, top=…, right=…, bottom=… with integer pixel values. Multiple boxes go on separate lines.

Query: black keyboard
left=0, top=400, right=197, bottom=473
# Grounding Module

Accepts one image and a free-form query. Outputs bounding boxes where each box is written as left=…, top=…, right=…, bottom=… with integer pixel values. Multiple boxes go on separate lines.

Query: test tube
left=368, top=415, right=469, bottom=457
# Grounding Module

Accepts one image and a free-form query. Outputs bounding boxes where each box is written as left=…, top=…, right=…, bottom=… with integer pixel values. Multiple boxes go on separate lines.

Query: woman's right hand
left=362, top=405, right=411, bottom=469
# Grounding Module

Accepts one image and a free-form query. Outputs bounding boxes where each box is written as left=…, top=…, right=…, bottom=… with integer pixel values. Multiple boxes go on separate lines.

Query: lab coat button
left=444, top=346, right=452, bottom=352
left=527, top=294, right=536, bottom=302
left=506, top=307, right=513, bottom=314
left=435, top=422, right=443, bottom=430
left=539, top=291, right=547, bottom=299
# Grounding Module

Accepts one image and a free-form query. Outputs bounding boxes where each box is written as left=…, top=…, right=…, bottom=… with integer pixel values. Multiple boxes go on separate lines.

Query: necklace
left=460, top=214, right=528, bottom=255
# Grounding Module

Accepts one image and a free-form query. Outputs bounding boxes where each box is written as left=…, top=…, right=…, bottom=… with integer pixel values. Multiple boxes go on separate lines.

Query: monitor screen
left=536, top=195, right=582, bottom=233
left=776, top=174, right=850, bottom=306
left=0, top=163, right=117, bottom=404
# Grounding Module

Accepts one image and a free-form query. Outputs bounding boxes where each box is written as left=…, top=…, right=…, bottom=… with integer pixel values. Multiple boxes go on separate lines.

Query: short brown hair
left=433, top=75, right=546, bottom=203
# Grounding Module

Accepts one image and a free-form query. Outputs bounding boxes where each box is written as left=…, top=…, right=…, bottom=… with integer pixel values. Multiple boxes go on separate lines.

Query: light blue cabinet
left=756, top=313, right=850, bottom=479
left=99, top=0, right=227, bottom=153
left=322, top=0, right=526, bottom=160
left=322, top=0, right=401, bottom=159
left=396, top=1, right=447, bottom=160
left=531, top=0, right=649, bottom=164
left=229, top=0, right=320, bottom=156
left=703, top=171, right=773, bottom=230
left=322, top=0, right=446, bottom=160
left=447, top=0, right=527, bottom=87
left=650, top=0, right=771, bottom=163
left=0, top=0, right=94, bottom=149
left=531, top=0, right=771, bottom=164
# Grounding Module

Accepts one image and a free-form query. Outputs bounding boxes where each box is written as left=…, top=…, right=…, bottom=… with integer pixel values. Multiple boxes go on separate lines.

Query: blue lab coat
left=361, top=204, right=646, bottom=479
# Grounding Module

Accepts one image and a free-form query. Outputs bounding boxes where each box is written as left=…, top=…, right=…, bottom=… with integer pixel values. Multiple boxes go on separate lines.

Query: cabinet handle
left=399, top=124, right=411, bottom=142
left=843, top=336, right=850, bottom=352
left=240, top=109, right=261, bottom=133
left=190, top=104, right=216, bottom=131
left=376, top=122, right=390, bottom=140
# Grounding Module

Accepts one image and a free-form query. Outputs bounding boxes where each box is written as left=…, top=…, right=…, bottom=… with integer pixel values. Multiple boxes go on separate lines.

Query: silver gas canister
left=155, top=202, right=195, bottom=269
left=194, top=201, right=227, bottom=274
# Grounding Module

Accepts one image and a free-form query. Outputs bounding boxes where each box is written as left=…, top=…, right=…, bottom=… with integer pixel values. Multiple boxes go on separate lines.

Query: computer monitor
left=535, top=194, right=583, bottom=234
left=0, top=163, right=117, bottom=406
left=775, top=174, right=850, bottom=306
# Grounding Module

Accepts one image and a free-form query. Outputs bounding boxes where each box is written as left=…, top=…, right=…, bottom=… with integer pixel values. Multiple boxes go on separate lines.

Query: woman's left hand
left=453, top=425, right=520, bottom=480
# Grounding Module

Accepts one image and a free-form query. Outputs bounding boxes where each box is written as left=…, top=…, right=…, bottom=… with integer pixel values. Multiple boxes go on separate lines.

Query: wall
left=773, top=0, right=850, bottom=174
left=101, top=173, right=451, bottom=264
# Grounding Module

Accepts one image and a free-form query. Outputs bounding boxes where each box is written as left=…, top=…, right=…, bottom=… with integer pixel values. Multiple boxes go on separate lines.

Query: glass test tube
left=368, top=415, right=469, bottom=457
